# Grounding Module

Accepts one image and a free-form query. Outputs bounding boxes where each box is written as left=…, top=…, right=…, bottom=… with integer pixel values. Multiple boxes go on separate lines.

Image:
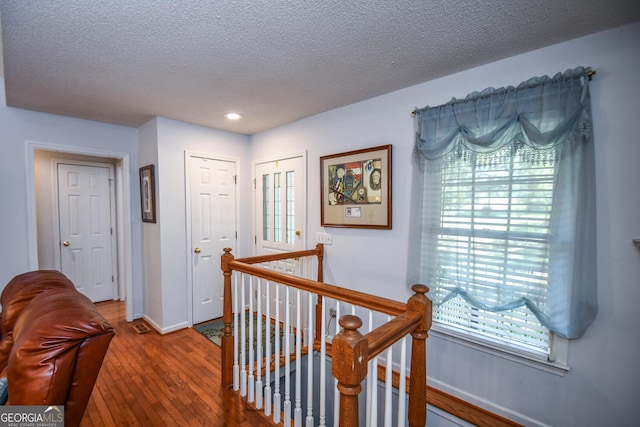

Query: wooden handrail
left=225, top=251, right=407, bottom=317
left=235, top=243, right=324, bottom=273
left=365, top=310, right=422, bottom=360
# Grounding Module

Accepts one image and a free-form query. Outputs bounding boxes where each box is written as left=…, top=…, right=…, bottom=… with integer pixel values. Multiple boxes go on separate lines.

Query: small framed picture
left=320, top=145, right=392, bottom=229
left=139, top=165, right=156, bottom=223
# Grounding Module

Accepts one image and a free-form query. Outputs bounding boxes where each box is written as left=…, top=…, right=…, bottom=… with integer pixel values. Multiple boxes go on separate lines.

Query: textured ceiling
left=1, top=1, right=639, bottom=135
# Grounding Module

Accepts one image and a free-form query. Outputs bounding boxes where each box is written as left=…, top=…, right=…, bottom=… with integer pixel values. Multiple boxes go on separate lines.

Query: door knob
left=295, top=230, right=301, bottom=237
left=194, top=247, right=201, bottom=254
left=63, top=241, right=70, bottom=247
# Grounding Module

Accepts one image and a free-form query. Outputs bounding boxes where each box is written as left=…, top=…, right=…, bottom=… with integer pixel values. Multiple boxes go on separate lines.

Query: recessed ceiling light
left=224, top=112, right=242, bottom=120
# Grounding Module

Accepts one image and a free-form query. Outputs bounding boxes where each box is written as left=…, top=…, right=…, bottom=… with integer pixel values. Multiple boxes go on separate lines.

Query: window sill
left=430, top=324, right=570, bottom=376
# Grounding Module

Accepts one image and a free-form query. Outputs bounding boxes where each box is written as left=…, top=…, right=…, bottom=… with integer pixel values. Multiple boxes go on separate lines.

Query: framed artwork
left=320, top=144, right=392, bottom=229
left=139, top=165, right=156, bottom=223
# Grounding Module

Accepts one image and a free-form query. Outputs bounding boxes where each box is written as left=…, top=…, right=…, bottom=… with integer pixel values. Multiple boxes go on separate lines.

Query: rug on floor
left=194, top=316, right=283, bottom=357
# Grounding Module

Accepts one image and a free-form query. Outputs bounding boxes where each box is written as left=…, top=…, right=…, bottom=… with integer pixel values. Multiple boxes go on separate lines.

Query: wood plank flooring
left=82, top=300, right=275, bottom=426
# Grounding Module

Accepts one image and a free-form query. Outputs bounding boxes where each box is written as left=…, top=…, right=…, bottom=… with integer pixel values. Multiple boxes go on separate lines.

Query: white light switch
left=316, top=232, right=333, bottom=245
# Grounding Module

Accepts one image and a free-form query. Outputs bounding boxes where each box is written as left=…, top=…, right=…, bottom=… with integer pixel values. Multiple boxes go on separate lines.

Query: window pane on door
left=286, top=171, right=295, bottom=244
left=274, top=172, right=282, bottom=243
left=262, top=174, right=270, bottom=241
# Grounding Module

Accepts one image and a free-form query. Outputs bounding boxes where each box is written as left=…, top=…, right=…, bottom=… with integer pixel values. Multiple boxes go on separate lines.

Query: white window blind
left=428, top=148, right=556, bottom=355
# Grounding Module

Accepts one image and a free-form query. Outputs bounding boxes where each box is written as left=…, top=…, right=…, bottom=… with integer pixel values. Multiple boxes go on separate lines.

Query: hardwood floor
left=82, top=300, right=274, bottom=426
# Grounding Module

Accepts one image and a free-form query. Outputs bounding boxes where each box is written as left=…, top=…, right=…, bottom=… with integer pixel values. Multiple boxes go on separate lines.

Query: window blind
left=427, top=151, right=555, bottom=354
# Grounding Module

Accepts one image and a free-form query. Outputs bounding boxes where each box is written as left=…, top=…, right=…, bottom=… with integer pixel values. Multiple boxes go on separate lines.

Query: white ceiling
left=1, top=1, right=639, bottom=135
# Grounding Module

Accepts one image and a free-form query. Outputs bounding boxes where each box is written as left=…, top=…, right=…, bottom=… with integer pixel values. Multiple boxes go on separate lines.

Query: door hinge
left=233, top=175, right=237, bottom=184
left=253, top=178, right=256, bottom=189
left=254, top=236, right=257, bottom=244
left=112, top=275, right=114, bottom=282
left=235, top=231, right=238, bottom=240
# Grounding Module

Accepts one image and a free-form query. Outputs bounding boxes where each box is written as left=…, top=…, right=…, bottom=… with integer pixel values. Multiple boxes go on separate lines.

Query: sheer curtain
left=408, top=67, right=597, bottom=339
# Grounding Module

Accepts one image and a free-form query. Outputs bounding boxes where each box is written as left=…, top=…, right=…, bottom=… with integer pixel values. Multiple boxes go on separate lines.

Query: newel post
left=407, top=284, right=432, bottom=427
left=332, top=315, right=368, bottom=427
left=221, top=247, right=234, bottom=388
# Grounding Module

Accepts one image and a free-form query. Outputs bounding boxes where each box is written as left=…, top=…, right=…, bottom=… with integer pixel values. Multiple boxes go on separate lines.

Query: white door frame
left=184, top=150, right=240, bottom=326
left=252, top=151, right=307, bottom=255
left=52, top=159, right=119, bottom=300
left=26, top=141, right=134, bottom=321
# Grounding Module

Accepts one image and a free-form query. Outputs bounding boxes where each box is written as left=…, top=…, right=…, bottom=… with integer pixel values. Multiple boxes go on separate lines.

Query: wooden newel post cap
left=411, top=284, right=429, bottom=295
left=339, top=314, right=363, bottom=331
left=223, top=247, right=232, bottom=255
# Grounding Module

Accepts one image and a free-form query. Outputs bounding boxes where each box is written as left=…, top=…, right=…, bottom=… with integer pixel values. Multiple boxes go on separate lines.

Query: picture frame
left=320, top=144, right=392, bottom=229
left=139, top=164, right=156, bottom=223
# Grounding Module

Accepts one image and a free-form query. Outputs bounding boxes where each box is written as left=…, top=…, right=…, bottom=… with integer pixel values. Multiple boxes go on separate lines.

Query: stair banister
left=332, top=284, right=431, bottom=427
left=221, top=248, right=234, bottom=387
left=221, top=246, right=431, bottom=425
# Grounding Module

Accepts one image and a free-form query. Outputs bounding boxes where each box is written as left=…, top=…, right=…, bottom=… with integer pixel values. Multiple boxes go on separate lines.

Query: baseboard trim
left=377, top=365, right=522, bottom=427
left=426, top=385, right=522, bottom=427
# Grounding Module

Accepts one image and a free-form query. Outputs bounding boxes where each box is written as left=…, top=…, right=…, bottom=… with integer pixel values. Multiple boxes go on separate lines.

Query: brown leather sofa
left=0, top=270, right=115, bottom=427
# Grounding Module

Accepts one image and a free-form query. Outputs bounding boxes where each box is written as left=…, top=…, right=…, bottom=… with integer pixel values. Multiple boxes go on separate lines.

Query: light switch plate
left=316, top=232, right=333, bottom=245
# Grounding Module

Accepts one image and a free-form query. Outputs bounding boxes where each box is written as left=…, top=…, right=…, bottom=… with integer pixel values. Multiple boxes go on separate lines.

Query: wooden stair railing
left=332, top=284, right=431, bottom=427
left=220, top=244, right=325, bottom=387
left=220, top=245, right=431, bottom=426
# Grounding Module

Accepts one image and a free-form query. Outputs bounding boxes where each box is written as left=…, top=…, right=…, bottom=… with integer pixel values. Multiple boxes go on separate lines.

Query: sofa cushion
left=0, top=271, right=75, bottom=375
left=7, top=287, right=114, bottom=407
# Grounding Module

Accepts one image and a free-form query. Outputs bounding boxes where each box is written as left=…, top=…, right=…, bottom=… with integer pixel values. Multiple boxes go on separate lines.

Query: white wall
left=0, top=78, right=143, bottom=317
left=140, top=117, right=251, bottom=332
left=251, top=23, right=640, bottom=426
left=139, top=119, right=163, bottom=326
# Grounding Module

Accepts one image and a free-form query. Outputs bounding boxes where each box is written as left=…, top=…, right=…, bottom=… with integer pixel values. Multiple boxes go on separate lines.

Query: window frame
left=431, top=322, right=570, bottom=374
left=423, top=144, right=570, bottom=372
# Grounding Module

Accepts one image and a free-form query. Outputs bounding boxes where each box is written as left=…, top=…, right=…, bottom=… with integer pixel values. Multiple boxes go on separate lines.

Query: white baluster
left=305, top=292, right=315, bottom=427
left=273, top=283, right=281, bottom=424
left=319, top=300, right=327, bottom=427
left=240, top=274, right=247, bottom=397
left=284, top=286, right=291, bottom=426
left=366, top=310, right=374, bottom=427
left=264, top=280, right=272, bottom=416
left=294, top=289, right=302, bottom=427
left=248, top=277, right=255, bottom=403
left=384, top=319, right=393, bottom=427
left=256, top=278, right=263, bottom=410
left=233, top=272, right=239, bottom=391
left=302, top=259, right=309, bottom=348
left=370, top=355, right=378, bottom=427
left=398, top=336, right=407, bottom=427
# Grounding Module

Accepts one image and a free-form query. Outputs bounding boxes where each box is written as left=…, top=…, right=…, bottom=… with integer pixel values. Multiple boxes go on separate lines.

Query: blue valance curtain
left=409, top=67, right=597, bottom=339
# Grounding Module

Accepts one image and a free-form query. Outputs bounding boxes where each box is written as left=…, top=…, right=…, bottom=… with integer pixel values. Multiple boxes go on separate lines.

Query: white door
left=57, top=163, right=116, bottom=302
left=255, top=156, right=304, bottom=255
left=190, top=156, right=237, bottom=324
left=255, top=156, right=305, bottom=322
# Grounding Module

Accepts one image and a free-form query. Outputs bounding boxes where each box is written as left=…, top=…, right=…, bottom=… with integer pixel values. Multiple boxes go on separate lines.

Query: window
left=429, top=147, right=556, bottom=356
left=410, top=67, right=598, bottom=363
